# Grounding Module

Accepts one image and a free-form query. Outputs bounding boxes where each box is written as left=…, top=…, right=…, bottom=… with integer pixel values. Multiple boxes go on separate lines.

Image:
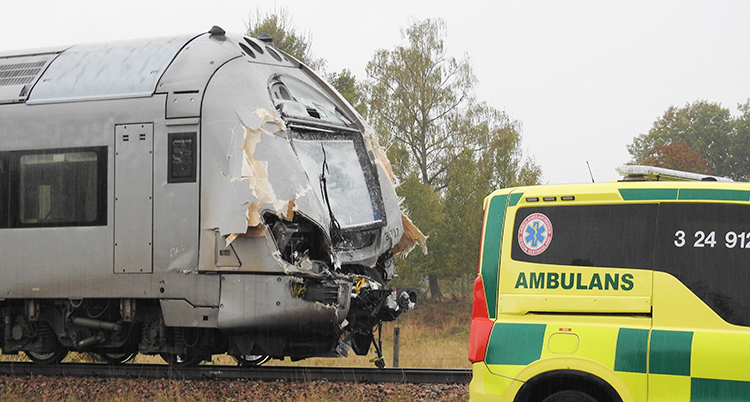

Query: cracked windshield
left=293, top=139, right=380, bottom=228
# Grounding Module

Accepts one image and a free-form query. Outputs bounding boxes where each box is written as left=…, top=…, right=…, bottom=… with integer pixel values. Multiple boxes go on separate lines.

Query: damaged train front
left=202, top=54, right=423, bottom=363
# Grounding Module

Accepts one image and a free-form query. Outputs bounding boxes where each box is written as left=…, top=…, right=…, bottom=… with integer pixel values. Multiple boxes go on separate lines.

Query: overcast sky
left=3, top=1, right=749, bottom=184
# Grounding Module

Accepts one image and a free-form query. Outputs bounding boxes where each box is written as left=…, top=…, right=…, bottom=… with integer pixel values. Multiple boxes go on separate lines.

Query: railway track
left=0, top=362, right=472, bottom=384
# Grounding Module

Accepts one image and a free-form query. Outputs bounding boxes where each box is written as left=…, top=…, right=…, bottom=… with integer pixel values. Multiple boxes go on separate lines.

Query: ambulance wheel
left=541, top=390, right=599, bottom=402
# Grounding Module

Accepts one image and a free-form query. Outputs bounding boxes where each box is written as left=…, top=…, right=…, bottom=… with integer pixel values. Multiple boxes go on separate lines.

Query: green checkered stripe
left=485, top=324, right=750, bottom=400
left=616, top=328, right=750, bottom=401
left=485, top=323, right=546, bottom=366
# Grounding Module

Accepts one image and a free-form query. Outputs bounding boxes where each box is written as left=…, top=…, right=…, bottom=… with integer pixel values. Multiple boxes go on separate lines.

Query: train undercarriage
left=0, top=283, right=413, bottom=367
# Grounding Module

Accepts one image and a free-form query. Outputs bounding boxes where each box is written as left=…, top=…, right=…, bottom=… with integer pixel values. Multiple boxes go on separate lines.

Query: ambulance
left=469, top=166, right=750, bottom=401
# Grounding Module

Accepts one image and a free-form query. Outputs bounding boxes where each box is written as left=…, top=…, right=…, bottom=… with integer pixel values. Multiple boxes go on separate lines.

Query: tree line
left=247, top=8, right=541, bottom=298
left=627, top=100, right=750, bottom=181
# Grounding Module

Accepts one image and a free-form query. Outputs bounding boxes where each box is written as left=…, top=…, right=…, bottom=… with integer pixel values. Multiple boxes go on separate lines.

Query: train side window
left=168, top=132, right=197, bottom=183
left=13, top=147, right=107, bottom=227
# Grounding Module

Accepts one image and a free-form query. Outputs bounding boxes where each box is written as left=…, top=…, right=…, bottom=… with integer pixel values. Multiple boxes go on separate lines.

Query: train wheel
left=99, top=352, right=137, bottom=365
left=160, top=352, right=202, bottom=367
left=25, top=348, right=69, bottom=365
left=232, top=354, right=270, bottom=367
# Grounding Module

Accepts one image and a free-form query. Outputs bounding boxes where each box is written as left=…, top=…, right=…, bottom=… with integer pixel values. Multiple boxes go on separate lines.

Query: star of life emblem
left=518, top=213, right=553, bottom=256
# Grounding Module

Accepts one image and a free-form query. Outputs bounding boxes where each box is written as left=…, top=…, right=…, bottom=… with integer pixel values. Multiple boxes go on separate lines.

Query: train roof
left=0, top=35, right=194, bottom=104
left=0, top=27, right=297, bottom=105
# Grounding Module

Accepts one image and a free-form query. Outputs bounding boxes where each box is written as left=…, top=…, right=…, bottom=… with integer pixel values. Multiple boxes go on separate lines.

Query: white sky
left=3, top=0, right=749, bottom=184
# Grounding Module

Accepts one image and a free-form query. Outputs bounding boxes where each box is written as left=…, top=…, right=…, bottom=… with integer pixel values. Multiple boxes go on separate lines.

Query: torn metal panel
left=210, top=107, right=328, bottom=241
left=201, top=107, right=330, bottom=273
left=202, top=112, right=276, bottom=237
left=239, top=109, right=302, bottom=227
left=201, top=115, right=259, bottom=238
left=240, top=122, right=281, bottom=227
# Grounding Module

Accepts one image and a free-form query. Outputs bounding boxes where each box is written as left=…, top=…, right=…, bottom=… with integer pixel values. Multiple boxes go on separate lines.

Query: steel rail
left=0, top=362, right=472, bottom=384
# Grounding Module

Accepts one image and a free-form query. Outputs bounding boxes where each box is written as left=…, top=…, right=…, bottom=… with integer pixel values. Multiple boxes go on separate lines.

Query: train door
left=114, top=123, right=154, bottom=273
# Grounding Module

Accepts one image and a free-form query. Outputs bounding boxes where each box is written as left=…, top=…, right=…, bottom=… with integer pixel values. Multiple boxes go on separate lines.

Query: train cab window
left=168, top=132, right=196, bottom=183
left=291, top=134, right=383, bottom=230
left=269, top=75, right=354, bottom=127
left=13, top=147, right=106, bottom=227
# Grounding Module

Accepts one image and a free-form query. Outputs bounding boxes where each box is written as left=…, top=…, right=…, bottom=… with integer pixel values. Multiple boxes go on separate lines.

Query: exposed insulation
left=244, top=226, right=266, bottom=238
left=391, top=214, right=428, bottom=256
left=239, top=108, right=295, bottom=228
left=362, top=127, right=396, bottom=184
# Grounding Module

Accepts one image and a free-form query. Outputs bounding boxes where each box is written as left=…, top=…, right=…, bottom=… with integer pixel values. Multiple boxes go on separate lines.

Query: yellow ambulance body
left=469, top=167, right=750, bottom=401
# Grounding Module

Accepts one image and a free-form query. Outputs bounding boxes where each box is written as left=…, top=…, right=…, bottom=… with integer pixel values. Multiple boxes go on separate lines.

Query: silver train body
left=0, top=27, right=419, bottom=365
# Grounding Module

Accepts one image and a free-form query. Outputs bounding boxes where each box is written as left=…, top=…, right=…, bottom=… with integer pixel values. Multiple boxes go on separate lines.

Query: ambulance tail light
left=469, top=276, right=493, bottom=363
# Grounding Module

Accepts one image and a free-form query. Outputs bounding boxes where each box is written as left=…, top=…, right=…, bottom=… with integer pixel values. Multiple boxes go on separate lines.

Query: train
left=0, top=26, right=423, bottom=366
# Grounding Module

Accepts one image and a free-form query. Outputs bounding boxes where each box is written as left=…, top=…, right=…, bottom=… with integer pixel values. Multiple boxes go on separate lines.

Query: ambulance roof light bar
left=616, top=165, right=733, bottom=182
